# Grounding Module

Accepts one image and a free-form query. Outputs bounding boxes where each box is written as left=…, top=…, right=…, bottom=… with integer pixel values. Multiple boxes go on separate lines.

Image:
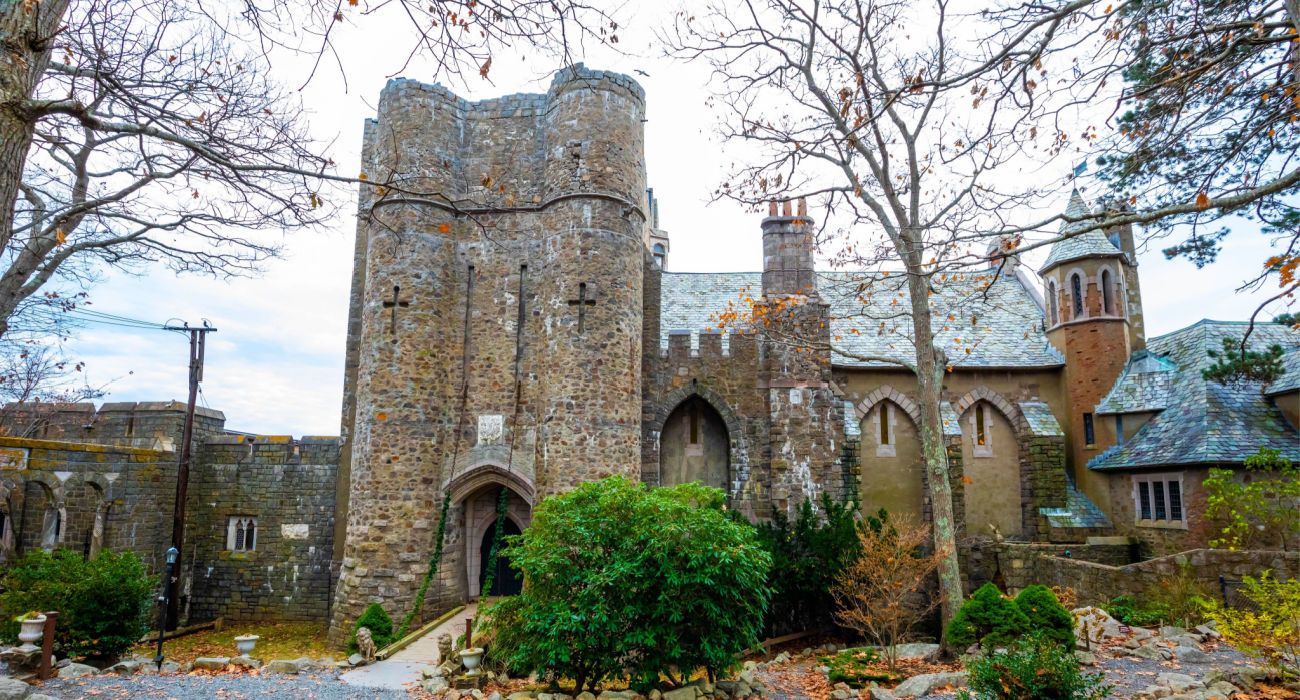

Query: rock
left=579, top=693, right=597, bottom=700
left=1173, top=646, right=1211, bottom=664
left=1206, top=681, right=1239, bottom=698
left=891, top=672, right=968, bottom=698
left=735, top=682, right=753, bottom=697
left=1074, top=650, right=1097, bottom=666
left=194, top=656, right=231, bottom=671
left=714, top=690, right=730, bottom=700
left=889, top=643, right=941, bottom=662
left=28, top=696, right=57, bottom=700
left=738, top=671, right=756, bottom=686
left=1073, top=606, right=1123, bottom=645
left=58, top=661, right=98, bottom=678
left=1159, top=626, right=1187, bottom=639
left=663, top=687, right=697, bottom=700
left=0, top=678, right=30, bottom=700
left=507, top=693, right=535, bottom=700
left=159, top=660, right=182, bottom=674
left=1127, top=645, right=1161, bottom=660
left=1156, top=673, right=1202, bottom=693
left=471, top=689, right=487, bottom=700
left=867, top=688, right=895, bottom=700
left=648, top=691, right=663, bottom=700
left=772, top=651, right=791, bottom=664
left=230, top=655, right=262, bottom=670
left=489, top=693, right=502, bottom=700
left=105, top=659, right=142, bottom=675
left=265, top=659, right=302, bottom=674
left=424, top=678, right=451, bottom=694
left=830, top=690, right=852, bottom=700
left=348, top=653, right=366, bottom=667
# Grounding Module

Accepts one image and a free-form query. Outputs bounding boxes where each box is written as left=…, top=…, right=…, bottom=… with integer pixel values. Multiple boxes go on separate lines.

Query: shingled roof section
left=1038, top=189, right=1126, bottom=273
left=1089, top=320, right=1300, bottom=471
left=658, top=270, right=1062, bottom=369
left=1095, top=350, right=1178, bottom=414
left=1266, top=347, right=1300, bottom=396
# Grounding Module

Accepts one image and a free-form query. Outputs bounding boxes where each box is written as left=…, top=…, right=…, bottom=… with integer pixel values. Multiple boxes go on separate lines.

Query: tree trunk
left=0, top=0, right=71, bottom=339
left=902, top=257, right=964, bottom=631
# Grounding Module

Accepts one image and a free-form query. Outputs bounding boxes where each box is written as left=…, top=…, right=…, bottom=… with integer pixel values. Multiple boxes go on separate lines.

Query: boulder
left=891, top=672, right=968, bottom=699
left=830, top=690, right=852, bottom=700
left=1127, top=645, right=1161, bottom=660
left=0, top=678, right=30, bottom=700
left=159, top=660, right=182, bottom=674
left=1159, top=626, right=1187, bottom=639
left=1073, top=651, right=1097, bottom=666
left=105, top=659, right=142, bottom=675
left=230, top=655, right=262, bottom=670
left=424, top=678, right=451, bottom=694
left=889, top=643, right=940, bottom=662
left=579, top=693, right=597, bottom=700
left=507, top=693, right=536, bottom=700
left=265, top=659, right=302, bottom=674
left=663, top=687, right=697, bottom=700
left=1156, top=672, right=1202, bottom=694
left=1073, top=606, right=1123, bottom=645
left=489, top=693, right=502, bottom=700
left=193, top=656, right=231, bottom=671
left=58, top=661, right=99, bottom=678
left=348, top=653, right=366, bottom=667
left=1173, top=646, right=1211, bottom=664
left=867, top=688, right=895, bottom=700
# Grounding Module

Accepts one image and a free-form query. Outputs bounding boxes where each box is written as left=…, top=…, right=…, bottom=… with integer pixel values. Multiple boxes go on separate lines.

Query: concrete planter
left=233, top=634, right=260, bottom=656
left=17, top=615, right=46, bottom=653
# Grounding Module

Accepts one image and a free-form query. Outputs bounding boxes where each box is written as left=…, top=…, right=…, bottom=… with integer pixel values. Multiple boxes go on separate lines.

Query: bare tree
left=0, top=342, right=107, bottom=437
left=667, top=0, right=1107, bottom=626
left=831, top=514, right=947, bottom=671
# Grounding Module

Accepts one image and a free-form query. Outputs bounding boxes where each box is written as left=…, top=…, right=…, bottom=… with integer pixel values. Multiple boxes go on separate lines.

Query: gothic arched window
left=1071, top=273, right=1084, bottom=318
left=1047, top=280, right=1059, bottom=326
left=1101, top=269, right=1114, bottom=315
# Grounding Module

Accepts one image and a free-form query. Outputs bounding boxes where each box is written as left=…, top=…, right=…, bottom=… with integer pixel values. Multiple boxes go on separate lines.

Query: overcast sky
left=57, top=2, right=1290, bottom=436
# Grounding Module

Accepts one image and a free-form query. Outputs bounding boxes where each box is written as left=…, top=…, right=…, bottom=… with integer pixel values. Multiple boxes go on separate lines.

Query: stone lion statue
left=356, top=626, right=378, bottom=663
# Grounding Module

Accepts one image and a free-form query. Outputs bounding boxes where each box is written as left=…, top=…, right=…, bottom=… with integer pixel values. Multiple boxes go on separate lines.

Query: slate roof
left=1089, top=320, right=1300, bottom=471
left=658, top=270, right=1063, bottom=369
left=1095, top=351, right=1178, bottom=414
left=1266, top=348, right=1300, bottom=395
left=1019, top=401, right=1064, bottom=437
left=1040, top=483, right=1113, bottom=529
left=1039, top=189, right=1126, bottom=273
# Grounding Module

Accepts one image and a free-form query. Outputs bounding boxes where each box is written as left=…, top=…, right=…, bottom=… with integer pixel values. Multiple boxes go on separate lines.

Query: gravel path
left=34, top=670, right=414, bottom=699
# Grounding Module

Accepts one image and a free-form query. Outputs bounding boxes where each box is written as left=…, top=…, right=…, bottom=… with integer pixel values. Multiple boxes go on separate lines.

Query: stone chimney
left=762, top=198, right=817, bottom=297
left=985, top=234, right=1022, bottom=274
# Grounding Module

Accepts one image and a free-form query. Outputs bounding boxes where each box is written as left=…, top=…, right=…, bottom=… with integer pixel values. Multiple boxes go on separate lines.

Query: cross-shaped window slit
left=382, top=285, right=410, bottom=338
left=567, top=282, right=596, bottom=334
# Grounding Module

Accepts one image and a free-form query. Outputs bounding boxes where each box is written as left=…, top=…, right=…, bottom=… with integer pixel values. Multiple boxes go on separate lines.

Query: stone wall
left=331, top=65, right=651, bottom=644
left=0, top=436, right=177, bottom=572
left=0, top=401, right=226, bottom=450
left=186, top=435, right=340, bottom=623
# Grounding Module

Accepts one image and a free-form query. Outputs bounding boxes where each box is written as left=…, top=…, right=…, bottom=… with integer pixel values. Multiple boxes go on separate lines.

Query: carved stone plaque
left=477, top=415, right=504, bottom=445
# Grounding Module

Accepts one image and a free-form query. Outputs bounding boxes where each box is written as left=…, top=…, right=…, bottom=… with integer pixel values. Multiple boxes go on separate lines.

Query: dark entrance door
left=479, top=519, right=523, bottom=597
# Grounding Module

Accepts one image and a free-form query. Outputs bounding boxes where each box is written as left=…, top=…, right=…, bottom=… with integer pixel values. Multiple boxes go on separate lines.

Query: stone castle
left=0, top=65, right=1296, bottom=640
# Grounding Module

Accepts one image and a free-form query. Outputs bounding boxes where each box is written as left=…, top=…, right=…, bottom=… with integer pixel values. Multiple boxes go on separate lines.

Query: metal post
left=155, top=546, right=178, bottom=669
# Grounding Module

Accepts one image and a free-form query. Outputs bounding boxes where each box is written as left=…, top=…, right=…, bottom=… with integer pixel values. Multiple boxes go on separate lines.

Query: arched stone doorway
left=478, top=518, right=523, bottom=597
left=452, top=475, right=532, bottom=601
left=659, top=396, right=729, bottom=490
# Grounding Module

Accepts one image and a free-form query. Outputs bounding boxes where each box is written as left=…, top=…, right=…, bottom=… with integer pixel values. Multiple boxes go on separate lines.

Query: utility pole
left=161, top=321, right=216, bottom=629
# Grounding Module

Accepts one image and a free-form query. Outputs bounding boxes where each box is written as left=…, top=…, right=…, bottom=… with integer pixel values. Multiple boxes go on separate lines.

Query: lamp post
left=155, top=546, right=179, bottom=670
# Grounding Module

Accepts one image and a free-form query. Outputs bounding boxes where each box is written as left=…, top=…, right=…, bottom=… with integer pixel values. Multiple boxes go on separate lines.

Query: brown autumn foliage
left=830, top=515, right=946, bottom=671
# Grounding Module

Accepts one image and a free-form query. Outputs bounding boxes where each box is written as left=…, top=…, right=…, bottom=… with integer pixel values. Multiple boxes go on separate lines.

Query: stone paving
left=339, top=603, right=478, bottom=691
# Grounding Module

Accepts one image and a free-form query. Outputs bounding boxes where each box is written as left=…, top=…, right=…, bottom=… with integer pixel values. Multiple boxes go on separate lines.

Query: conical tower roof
left=1039, top=189, right=1124, bottom=272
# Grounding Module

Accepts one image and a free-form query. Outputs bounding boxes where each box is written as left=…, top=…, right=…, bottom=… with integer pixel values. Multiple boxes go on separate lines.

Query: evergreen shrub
left=960, top=633, right=1112, bottom=699
left=944, top=583, right=1029, bottom=650
left=351, top=602, right=395, bottom=653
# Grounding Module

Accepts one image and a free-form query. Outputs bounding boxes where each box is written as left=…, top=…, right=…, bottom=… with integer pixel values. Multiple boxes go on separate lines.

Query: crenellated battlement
left=664, top=330, right=759, bottom=361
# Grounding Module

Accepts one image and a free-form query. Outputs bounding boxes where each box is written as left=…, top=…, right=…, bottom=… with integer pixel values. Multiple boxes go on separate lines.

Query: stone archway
left=649, top=384, right=748, bottom=495
left=952, top=387, right=1027, bottom=538
left=659, top=396, right=730, bottom=491
left=451, top=473, right=532, bottom=601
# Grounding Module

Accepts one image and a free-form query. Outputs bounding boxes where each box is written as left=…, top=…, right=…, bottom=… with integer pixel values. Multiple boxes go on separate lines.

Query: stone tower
left=330, top=66, right=648, bottom=642
left=1041, top=189, right=1144, bottom=512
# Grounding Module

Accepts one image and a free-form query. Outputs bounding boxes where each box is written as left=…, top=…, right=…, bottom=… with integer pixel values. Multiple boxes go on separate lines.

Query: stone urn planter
left=17, top=614, right=46, bottom=653
left=459, top=647, right=484, bottom=676
left=233, top=634, right=260, bottom=656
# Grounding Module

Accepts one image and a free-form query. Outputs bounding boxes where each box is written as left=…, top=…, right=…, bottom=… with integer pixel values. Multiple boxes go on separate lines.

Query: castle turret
left=330, top=66, right=647, bottom=643
left=1040, top=189, right=1145, bottom=510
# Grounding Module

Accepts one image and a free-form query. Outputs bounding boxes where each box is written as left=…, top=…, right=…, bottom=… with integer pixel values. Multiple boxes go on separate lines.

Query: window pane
left=1115, top=415, right=1124, bottom=445
left=1138, top=482, right=1152, bottom=520
left=1084, top=413, right=1095, bottom=445
left=1168, top=481, right=1183, bottom=521
left=976, top=405, right=987, bottom=445
left=1153, top=481, right=1167, bottom=520
left=880, top=405, right=890, bottom=445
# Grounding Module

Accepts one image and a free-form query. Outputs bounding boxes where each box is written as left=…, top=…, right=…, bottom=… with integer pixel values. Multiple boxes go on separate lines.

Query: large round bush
left=486, top=476, right=772, bottom=692
left=0, top=548, right=152, bottom=660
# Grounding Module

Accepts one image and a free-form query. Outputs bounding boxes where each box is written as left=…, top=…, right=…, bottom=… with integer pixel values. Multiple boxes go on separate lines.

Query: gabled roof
left=1089, top=320, right=1300, bottom=471
left=1039, top=190, right=1125, bottom=273
left=658, top=270, right=1063, bottom=369
left=1266, top=347, right=1300, bottom=395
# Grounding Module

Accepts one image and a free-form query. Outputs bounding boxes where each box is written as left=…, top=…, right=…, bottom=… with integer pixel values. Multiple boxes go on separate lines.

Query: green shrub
left=820, top=647, right=904, bottom=687
left=1104, top=595, right=1166, bottom=627
left=0, top=549, right=152, bottom=661
left=1013, top=585, right=1074, bottom=647
left=945, top=583, right=1030, bottom=650
left=1206, top=572, right=1300, bottom=676
left=960, top=633, right=1112, bottom=700
left=350, top=603, right=394, bottom=653
left=486, top=477, right=771, bottom=692
left=756, top=495, right=860, bottom=636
